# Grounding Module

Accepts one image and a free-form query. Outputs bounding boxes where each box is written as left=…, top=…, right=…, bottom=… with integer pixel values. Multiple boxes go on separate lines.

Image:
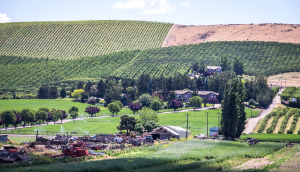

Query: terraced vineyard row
left=0, top=20, right=172, bottom=59
left=111, top=41, right=300, bottom=78
left=0, top=41, right=300, bottom=89
left=0, top=50, right=139, bottom=88
left=257, top=107, right=300, bottom=134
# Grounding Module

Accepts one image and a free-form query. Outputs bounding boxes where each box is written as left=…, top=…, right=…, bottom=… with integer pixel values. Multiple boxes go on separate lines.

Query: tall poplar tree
left=221, top=79, right=238, bottom=139
left=221, top=78, right=246, bottom=139
left=235, top=80, right=247, bottom=137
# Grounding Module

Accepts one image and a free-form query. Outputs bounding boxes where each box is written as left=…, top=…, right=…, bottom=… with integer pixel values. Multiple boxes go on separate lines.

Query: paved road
left=0, top=105, right=221, bottom=132
left=242, top=89, right=284, bottom=134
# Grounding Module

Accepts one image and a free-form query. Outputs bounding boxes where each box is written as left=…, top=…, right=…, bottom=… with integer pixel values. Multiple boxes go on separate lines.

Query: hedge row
left=257, top=112, right=275, bottom=133
left=287, top=110, right=300, bottom=134
left=266, top=109, right=285, bottom=133
left=278, top=108, right=295, bottom=134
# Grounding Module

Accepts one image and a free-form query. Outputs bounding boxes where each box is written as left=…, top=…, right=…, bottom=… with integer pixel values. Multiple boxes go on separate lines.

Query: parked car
left=195, top=134, right=206, bottom=139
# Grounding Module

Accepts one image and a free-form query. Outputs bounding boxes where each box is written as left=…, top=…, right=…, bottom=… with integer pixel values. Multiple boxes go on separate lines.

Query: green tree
left=2, top=110, right=16, bottom=130
left=51, top=110, right=62, bottom=124
left=221, top=78, right=246, bottom=139
left=35, top=110, right=47, bottom=124
left=139, top=108, right=159, bottom=124
left=151, top=99, right=162, bottom=112
left=71, top=89, right=84, bottom=98
left=97, top=79, right=106, bottom=98
left=233, top=57, right=244, bottom=76
left=69, top=106, right=79, bottom=113
left=70, top=112, right=79, bottom=121
left=134, top=123, right=144, bottom=134
left=77, top=81, right=84, bottom=89
left=39, top=107, right=50, bottom=112
left=167, top=90, right=177, bottom=105
left=236, top=81, right=247, bottom=138
left=144, top=121, right=160, bottom=132
left=104, top=93, right=113, bottom=107
left=220, top=56, right=230, bottom=71
left=189, top=96, right=203, bottom=110
left=20, top=108, right=35, bottom=127
left=117, top=115, right=137, bottom=135
left=38, top=85, right=49, bottom=99
left=137, top=74, right=150, bottom=94
left=60, top=88, right=67, bottom=98
left=84, top=80, right=93, bottom=93
left=107, top=102, right=122, bottom=117
left=139, top=93, right=152, bottom=107
left=49, top=86, right=58, bottom=99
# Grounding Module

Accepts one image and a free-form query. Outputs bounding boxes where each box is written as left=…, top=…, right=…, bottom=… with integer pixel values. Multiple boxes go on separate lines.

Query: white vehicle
left=195, top=134, right=206, bottom=139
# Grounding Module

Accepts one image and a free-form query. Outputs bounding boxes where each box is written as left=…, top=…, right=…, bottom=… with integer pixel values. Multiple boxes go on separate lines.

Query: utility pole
left=186, top=113, right=188, bottom=139
left=217, top=113, right=220, bottom=129
left=285, top=79, right=286, bottom=87
left=207, top=112, right=208, bottom=137
left=281, top=75, right=282, bottom=88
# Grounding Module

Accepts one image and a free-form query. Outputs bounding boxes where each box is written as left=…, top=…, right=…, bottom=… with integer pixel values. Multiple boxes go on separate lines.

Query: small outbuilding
left=209, top=127, right=219, bottom=136
left=149, top=126, right=191, bottom=140
left=0, top=135, right=8, bottom=142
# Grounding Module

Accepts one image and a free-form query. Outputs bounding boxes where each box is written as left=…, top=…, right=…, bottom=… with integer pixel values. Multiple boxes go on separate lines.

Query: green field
left=0, top=99, right=133, bottom=118
left=0, top=20, right=173, bottom=59
left=241, top=133, right=300, bottom=142
left=8, top=108, right=259, bottom=135
left=4, top=139, right=285, bottom=172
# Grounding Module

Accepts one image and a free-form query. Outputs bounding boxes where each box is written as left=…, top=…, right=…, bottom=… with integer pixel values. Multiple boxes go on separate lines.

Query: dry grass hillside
left=162, top=23, right=300, bottom=47
left=267, top=72, right=300, bottom=87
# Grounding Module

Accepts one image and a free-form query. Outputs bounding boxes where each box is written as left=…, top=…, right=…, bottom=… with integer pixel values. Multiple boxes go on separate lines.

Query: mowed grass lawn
left=241, top=133, right=300, bottom=143
left=0, top=99, right=133, bottom=117
left=18, top=108, right=259, bottom=135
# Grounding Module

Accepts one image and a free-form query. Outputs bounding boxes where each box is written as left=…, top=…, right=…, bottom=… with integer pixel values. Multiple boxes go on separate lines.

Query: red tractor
left=61, top=145, right=89, bottom=157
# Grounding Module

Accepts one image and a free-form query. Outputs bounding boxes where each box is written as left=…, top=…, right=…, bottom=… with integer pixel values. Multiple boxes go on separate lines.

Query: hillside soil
left=294, top=116, right=300, bottom=134
left=234, top=158, right=274, bottom=170
left=243, top=88, right=283, bottom=134
left=284, top=115, right=295, bottom=134
left=162, top=24, right=300, bottom=47
left=274, top=116, right=284, bottom=133
left=264, top=117, right=274, bottom=133
left=268, top=72, right=300, bottom=87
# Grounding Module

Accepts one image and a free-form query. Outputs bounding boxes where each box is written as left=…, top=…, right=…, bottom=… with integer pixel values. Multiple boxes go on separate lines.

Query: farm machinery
left=247, top=138, right=259, bottom=145
left=0, top=146, right=27, bottom=163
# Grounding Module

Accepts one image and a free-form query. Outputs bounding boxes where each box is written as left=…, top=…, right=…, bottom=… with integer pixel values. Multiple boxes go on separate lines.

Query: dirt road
left=243, top=89, right=284, bottom=134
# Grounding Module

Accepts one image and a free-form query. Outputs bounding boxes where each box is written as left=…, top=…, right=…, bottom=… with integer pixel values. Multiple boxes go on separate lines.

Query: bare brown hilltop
left=162, top=23, right=300, bottom=47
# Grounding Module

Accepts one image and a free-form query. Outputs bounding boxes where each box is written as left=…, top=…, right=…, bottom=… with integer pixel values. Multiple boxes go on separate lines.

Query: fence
left=0, top=130, right=100, bottom=137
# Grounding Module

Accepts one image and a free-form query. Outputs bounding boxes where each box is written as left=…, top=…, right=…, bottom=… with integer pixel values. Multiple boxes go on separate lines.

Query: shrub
left=170, top=138, right=178, bottom=142
left=139, top=94, right=152, bottom=107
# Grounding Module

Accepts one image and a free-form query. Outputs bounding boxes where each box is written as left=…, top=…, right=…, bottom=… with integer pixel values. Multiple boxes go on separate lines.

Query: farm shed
left=209, top=127, right=219, bottom=136
left=0, top=135, right=8, bottom=142
left=149, top=126, right=190, bottom=140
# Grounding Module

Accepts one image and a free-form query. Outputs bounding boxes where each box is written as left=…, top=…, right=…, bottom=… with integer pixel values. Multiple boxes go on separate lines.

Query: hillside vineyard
left=0, top=20, right=172, bottom=59
left=0, top=41, right=300, bottom=89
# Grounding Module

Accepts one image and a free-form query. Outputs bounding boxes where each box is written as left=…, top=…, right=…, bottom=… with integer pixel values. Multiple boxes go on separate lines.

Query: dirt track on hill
left=162, top=23, right=300, bottom=47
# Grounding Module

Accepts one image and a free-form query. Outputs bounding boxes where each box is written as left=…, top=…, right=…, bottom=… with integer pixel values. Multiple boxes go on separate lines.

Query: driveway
left=242, top=88, right=284, bottom=134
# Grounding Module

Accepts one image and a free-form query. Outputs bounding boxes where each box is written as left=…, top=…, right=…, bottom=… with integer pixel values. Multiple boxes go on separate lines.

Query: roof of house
left=207, top=66, right=221, bottom=70
left=197, top=91, right=219, bottom=96
left=174, top=90, right=191, bottom=95
left=149, top=126, right=180, bottom=136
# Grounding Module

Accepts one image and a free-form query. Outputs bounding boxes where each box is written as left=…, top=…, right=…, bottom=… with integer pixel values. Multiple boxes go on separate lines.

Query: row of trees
left=0, top=107, right=76, bottom=130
